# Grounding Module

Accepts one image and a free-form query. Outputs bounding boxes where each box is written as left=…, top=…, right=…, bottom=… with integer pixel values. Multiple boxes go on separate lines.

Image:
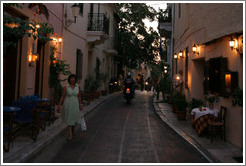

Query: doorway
left=3, top=38, right=19, bottom=105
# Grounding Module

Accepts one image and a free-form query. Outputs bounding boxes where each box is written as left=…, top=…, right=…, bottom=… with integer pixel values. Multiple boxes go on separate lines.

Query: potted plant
left=173, top=92, right=188, bottom=120
left=159, top=73, right=172, bottom=102
left=205, top=93, right=216, bottom=109
left=188, top=98, right=204, bottom=110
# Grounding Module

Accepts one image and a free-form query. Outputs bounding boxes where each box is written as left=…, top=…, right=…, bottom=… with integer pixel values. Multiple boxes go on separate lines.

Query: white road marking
left=118, top=109, right=130, bottom=163
left=146, top=100, right=160, bottom=163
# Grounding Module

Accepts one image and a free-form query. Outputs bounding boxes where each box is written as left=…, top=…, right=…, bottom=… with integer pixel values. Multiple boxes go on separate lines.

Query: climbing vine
left=49, top=46, right=71, bottom=104
left=3, top=3, right=54, bottom=47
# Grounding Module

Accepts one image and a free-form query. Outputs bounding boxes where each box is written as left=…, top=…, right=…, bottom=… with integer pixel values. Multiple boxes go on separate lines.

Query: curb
left=3, top=92, right=120, bottom=163
left=152, top=98, right=220, bottom=163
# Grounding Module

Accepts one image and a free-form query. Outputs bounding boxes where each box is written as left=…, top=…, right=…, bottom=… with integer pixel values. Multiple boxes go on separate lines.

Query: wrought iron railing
left=87, top=13, right=109, bottom=35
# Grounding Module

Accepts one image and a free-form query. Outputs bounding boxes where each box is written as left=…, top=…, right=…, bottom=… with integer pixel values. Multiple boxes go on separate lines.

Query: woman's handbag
left=81, top=115, right=87, bottom=131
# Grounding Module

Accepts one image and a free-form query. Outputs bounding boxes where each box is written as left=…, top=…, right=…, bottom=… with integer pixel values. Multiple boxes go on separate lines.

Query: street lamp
left=65, top=3, right=80, bottom=28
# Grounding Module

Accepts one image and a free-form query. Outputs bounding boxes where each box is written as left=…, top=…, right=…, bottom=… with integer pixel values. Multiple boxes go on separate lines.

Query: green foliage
left=49, top=46, right=71, bottom=104
left=3, top=3, right=23, bottom=8
left=150, top=61, right=164, bottom=80
left=159, top=74, right=172, bottom=94
left=157, top=5, right=172, bottom=22
left=3, top=4, right=54, bottom=47
left=172, top=92, right=188, bottom=111
left=116, top=3, right=159, bottom=68
left=232, top=87, right=243, bottom=107
left=188, top=98, right=204, bottom=110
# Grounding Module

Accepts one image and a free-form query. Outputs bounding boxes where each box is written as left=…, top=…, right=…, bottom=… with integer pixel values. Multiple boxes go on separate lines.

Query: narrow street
left=30, top=91, right=208, bottom=163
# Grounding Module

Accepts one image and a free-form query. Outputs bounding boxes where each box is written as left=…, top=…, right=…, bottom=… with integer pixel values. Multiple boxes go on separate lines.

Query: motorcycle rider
left=123, top=72, right=135, bottom=97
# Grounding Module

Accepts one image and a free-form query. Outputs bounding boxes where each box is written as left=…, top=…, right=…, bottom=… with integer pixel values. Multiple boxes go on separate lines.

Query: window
left=204, top=57, right=235, bottom=96
left=76, top=49, right=83, bottom=79
left=79, top=4, right=83, bottom=15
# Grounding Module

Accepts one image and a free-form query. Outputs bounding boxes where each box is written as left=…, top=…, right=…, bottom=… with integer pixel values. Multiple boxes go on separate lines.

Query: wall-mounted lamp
left=52, top=59, right=58, bottom=66
left=229, top=36, right=235, bottom=50
left=28, top=53, right=39, bottom=66
left=179, top=50, right=183, bottom=58
left=176, top=75, right=180, bottom=80
left=174, top=53, right=178, bottom=59
left=192, top=44, right=199, bottom=55
left=65, top=3, right=80, bottom=29
left=58, top=38, right=63, bottom=42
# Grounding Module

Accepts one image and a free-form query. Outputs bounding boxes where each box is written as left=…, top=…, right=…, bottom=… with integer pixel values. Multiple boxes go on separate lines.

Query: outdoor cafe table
left=190, top=107, right=219, bottom=136
left=3, top=106, right=21, bottom=152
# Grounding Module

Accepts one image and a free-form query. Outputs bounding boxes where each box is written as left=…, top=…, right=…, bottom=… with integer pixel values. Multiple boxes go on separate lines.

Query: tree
left=116, top=3, right=160, bottom=69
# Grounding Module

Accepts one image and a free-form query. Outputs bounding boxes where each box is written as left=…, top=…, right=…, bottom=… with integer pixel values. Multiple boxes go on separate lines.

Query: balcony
left=86, top=13, right=109, bottom=45
left=103, top=37, right=118, bottom=55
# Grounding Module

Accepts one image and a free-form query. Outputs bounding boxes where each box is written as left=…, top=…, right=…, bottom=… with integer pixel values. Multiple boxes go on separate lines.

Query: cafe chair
left=12, top=100, right=39, bottom=141
left=208, top=106, right=227, bottom=143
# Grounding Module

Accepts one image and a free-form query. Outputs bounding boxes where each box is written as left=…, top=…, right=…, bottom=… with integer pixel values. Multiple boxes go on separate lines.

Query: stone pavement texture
left=2, top=91, right=243, bottom=164
left=153, top=92, right=243, bottom=163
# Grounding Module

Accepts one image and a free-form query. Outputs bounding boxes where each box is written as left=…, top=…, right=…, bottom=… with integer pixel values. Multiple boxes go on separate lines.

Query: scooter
left=124, top=87, right=134, bottom=104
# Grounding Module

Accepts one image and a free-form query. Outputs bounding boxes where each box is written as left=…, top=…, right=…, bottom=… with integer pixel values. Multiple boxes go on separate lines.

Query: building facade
left=171, top=3, right=243, bottom=149
left=3, top=3, right=119, bottom=105
left=62, top=3, right=119, bottom=90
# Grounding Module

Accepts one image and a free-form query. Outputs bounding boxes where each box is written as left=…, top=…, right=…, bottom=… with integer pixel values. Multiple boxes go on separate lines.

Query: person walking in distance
left=57, top=74, right=83, bottom=141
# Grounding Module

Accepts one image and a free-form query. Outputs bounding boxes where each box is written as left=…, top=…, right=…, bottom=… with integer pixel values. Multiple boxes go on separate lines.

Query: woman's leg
left=72, top=126, right=75, bottom=136
left=68, top=126, right=73, bottom=140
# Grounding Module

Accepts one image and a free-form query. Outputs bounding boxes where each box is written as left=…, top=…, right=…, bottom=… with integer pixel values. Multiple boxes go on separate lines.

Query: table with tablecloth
left=190, top=107, right=219, bottom=136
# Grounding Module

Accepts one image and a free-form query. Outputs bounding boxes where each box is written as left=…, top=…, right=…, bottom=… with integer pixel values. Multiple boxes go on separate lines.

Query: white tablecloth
left=191, top=107, right=219, bottom=120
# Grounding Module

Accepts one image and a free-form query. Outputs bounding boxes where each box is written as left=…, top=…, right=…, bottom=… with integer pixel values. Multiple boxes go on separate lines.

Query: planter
left=176, top=110, right=186, bottom=120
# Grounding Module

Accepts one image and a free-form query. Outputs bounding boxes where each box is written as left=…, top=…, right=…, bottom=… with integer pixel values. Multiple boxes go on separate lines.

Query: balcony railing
left=87, top=13, right=109, bottom=35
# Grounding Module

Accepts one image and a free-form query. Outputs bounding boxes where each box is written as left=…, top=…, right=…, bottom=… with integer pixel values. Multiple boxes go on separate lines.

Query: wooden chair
left=208, top=106, right=227, bottom=143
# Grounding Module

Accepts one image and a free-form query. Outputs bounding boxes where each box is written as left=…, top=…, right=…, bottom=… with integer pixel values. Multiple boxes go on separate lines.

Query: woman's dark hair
left=68, top=74, right=77, bottom=84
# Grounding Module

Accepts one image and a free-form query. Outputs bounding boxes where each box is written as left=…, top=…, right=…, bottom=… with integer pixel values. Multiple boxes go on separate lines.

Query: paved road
left=30, top=91, right=209, bottom=163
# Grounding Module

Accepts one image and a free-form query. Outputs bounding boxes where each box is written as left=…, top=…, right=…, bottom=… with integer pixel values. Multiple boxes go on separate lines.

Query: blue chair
left=3, top=114, right=14, bottom=152
left=12, top=100, right=39, bottom=141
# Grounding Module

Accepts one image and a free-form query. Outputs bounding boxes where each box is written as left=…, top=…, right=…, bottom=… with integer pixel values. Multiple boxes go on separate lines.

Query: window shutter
left=231, top=71, right=238, bottom=93
left=79, top=4, right=83, bottom=15
left=76, top=50, right=83, bottom=79
left=204, top=60, right=210, bottom=94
